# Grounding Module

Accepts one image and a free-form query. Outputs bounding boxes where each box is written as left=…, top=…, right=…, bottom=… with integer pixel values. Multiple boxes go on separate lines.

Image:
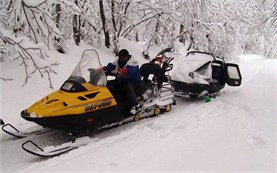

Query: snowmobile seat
left=135, top=63, right=161, bottom=96
left=140, top=63, right=161, bottom=83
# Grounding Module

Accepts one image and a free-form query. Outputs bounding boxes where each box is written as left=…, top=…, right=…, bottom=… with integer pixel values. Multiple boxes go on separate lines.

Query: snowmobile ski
left=21, top=135, right=92, bottom=157
left=21, top=140, right=80, bottom=157
left=0, top=119, right=4, bottom=125
left=1, top=123, right=52, bottom=138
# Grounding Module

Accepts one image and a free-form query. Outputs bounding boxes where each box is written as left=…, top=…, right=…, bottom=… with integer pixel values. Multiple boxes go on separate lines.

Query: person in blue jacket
left=103, top=49, right=141, bottom=115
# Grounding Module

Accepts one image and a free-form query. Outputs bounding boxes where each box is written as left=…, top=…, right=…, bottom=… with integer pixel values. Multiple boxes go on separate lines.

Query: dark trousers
left=108, top=80, right=138, bottom=107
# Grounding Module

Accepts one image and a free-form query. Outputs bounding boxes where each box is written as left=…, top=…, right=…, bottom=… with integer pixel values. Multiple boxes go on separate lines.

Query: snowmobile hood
left=25, top=49, right=115, bottom=118
left=26, top=85, right=116, bottom=118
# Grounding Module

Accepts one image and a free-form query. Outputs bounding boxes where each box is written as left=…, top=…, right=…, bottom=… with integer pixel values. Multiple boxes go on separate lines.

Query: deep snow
left=0, top=40, right=276, bottom=173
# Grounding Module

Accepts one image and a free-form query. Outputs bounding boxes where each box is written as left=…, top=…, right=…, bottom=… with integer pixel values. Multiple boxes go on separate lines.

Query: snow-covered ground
left=0, top=40, right=276, bottom=173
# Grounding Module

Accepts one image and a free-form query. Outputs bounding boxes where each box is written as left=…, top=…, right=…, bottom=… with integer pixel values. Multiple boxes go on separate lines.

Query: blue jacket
left=105, top=55, right=141, bottom=85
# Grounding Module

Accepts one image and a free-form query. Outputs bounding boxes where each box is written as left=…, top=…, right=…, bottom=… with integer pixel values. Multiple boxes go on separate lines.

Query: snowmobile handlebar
left=186, top=51, right=225, bottom=62
left=163, top=57, right=174, bottom=72
left=105, top=71, right=118, bottom=77
left=186, top=51, right=215, bottom=60
left=150, top=48, right=175, bottom=64
left=156, top=47, right=175, bottom=56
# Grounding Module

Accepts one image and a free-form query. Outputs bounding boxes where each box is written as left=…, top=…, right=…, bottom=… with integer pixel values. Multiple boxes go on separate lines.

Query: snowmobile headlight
left=30, top=112, right=37, bottom=118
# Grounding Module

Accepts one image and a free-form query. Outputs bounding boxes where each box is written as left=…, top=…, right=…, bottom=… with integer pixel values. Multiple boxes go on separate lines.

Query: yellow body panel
left=27, top=84, right=117, bottom=117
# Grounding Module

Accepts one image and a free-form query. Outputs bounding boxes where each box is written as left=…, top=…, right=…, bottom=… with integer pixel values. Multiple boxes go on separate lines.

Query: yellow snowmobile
left=16, top=49, right=175, bottom=135
left=1, top=49, right=175, bottom=157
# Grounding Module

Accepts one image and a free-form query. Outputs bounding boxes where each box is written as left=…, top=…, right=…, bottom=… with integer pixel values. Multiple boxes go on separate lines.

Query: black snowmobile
left=1, top=49, right=175, bottom=157
left=170, top=51, right=242, bottom=98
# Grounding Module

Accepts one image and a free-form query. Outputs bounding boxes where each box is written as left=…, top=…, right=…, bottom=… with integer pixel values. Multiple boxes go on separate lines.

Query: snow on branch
left=57, top=0, right=81, bottom=14
left=20, top=0, right=61, bottom=47
left=1, top=30, right=59, bottom=88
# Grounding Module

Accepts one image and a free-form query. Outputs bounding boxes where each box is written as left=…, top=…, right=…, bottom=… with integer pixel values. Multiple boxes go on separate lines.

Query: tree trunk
left=99, top=0, right=110, bottom=48
left=111, top=0, right=118, bottom=53
left=154, top=21, right=159, bottom=44
left=54, top=3, right=65, bottom=53
left=111, top=0, right=117, bottom=32
left=73, top=0, right=81, bottom=45
left=55, top=4, right=61, bottom=29
left=179, top=24, right=184, bottom=43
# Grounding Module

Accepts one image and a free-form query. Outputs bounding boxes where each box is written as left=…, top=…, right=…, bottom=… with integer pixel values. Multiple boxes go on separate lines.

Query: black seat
left=134, top=63, right=161, bottom=96
left=140, top=63, right=162, bottom=82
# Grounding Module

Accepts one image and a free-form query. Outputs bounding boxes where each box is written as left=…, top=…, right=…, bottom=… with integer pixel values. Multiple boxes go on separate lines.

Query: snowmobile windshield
left=69, top=49, right=107, bottom=87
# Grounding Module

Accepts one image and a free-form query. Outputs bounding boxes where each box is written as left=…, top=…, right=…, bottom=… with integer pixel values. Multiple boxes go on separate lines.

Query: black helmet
left=118, top=49, right=129, bottom=57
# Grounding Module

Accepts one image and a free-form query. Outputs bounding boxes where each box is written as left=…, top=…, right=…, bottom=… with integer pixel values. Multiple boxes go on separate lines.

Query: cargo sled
left=171, top=51, right=242, bottom=98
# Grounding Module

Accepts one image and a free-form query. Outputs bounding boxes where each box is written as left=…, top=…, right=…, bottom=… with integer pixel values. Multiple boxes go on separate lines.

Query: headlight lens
left=30, top=112, right=36, bottom=117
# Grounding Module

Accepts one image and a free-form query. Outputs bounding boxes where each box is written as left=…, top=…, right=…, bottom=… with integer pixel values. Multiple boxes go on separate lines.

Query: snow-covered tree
left=1, top=0, right=276, bottom=87
left=236, top=0, right=277, bottom=59
left=0, top=0, right=80, bottom=87
left=58, top=0, right=277, bottom=59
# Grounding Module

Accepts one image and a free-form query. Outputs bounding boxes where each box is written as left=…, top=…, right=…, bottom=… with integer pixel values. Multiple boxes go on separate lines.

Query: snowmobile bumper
left=172, top=80, right=225, bottom=97
left=21, top=105, right=122, bottom=135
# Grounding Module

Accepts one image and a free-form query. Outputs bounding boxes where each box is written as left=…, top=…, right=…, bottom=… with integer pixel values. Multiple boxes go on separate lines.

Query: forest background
left=0, top=0, right=276, bottom=87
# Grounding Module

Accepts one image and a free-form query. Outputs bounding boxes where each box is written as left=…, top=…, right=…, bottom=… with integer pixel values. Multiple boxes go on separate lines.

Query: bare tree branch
left=0, top=77, right=13, bottom=82
left=1, top=35, right=59, bottom=88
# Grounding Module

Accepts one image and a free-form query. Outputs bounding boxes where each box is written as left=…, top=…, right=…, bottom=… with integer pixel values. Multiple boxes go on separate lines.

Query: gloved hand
left=117, top=68, right=127, bottom=77
left=110, top=68, right=127, bottom=77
